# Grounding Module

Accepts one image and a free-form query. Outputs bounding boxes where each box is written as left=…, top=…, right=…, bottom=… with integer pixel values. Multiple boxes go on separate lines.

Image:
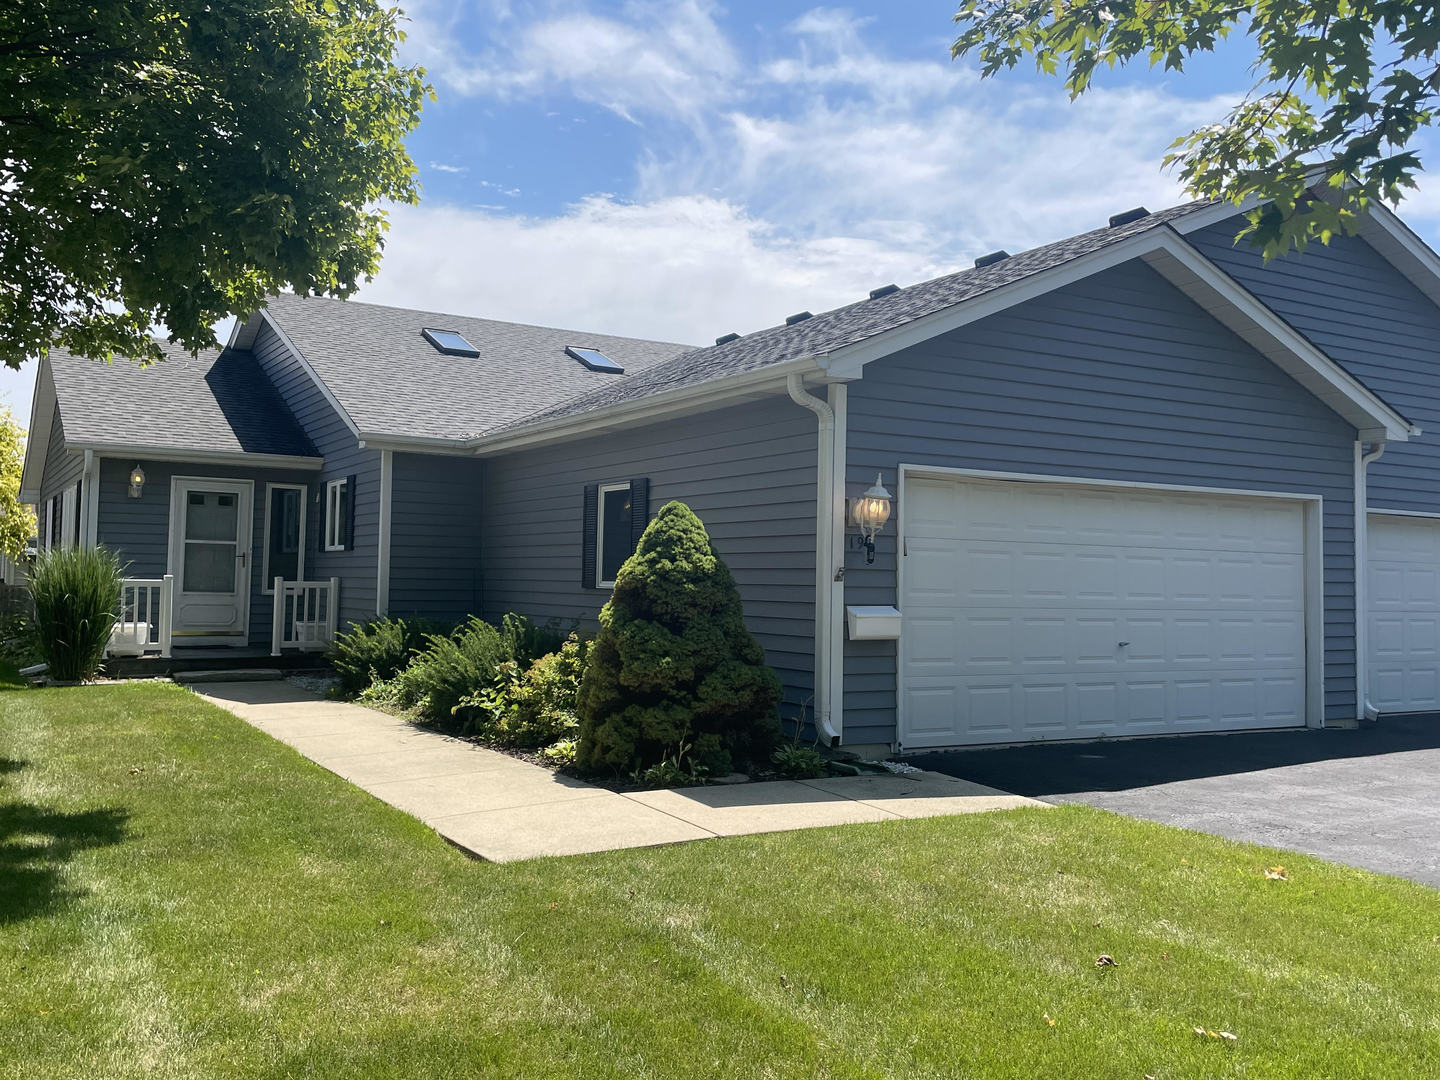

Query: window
left=262, top=484, right=306, bottom=591
left=565, top=345, right=624, bottom=374
left=60, top=483, right=77, bottom=549
left=421, top=327, right=480, bottom=357
left=324, top=478, right=349, bottom=552
left=597, top=483, right=633, bottom=587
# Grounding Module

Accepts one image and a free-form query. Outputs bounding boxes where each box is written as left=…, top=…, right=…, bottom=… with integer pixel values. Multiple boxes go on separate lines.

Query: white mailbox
left=846, top=605, right=902, bottom=641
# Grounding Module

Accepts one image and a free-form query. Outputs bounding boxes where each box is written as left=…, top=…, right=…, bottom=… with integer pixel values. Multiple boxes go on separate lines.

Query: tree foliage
left=1, top=0, right=431, bottom=369
left=0, top=408, right=32, bottom=561
left=952, top=0, right=1439, bottom=254
left=576, top=502, right=782, bottom=777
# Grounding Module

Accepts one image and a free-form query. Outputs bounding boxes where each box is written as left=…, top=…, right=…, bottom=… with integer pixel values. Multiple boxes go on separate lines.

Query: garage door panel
left=909, top=481, right=1305, bottom=552
left=900, top=477, right=1309, bottom=748
left=1367, top=515, right=1440, bottom=714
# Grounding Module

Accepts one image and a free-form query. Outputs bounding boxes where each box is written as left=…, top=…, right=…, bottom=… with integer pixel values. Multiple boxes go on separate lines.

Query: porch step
left=102, top=647, right=329, bottom=680
left=174, top=668, right=285, bottom=684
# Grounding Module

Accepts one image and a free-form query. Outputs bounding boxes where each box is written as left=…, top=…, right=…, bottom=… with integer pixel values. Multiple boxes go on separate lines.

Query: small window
left=566, top=345, right=624, bottom=374
left=422, top=327, right=479, bottom=357
left=597, top=483, right=633, bottom=587
left=263, top=484, right=306, bottom=591
left=324, top=478, right=349, bottom=551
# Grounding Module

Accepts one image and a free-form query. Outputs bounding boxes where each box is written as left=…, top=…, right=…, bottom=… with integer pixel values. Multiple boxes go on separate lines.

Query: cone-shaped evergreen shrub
left=576, top=501, right=782, bottom=775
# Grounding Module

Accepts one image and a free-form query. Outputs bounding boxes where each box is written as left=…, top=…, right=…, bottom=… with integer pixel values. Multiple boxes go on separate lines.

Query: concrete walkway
left=194, top=680, right=1041, bottom=862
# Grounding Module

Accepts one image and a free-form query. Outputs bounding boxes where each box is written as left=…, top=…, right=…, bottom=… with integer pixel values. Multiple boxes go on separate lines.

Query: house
left=21, top=195, right=1440, bottom=755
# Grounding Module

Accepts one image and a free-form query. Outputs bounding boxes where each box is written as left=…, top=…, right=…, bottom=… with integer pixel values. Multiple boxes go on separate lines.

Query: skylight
left=422, top=328, right=479, bottom=357
left=566, top=345, right=624, bottom=374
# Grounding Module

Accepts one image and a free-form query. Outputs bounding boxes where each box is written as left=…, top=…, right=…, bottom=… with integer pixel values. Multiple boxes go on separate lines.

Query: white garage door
left=1368, top=514, right=1440, bottom=713
left=899, top=476, right=1309, bottom=749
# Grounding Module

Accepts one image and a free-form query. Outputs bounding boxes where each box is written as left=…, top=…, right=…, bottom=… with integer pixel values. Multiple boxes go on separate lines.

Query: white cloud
left=428, top=161, right=469, bottom=174
left=408, top=0, right=739, bottom=126
left=362, top=195, right=949, bottom=344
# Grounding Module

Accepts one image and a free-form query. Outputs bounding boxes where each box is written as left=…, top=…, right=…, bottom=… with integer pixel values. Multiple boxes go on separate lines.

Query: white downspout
left=787, top=373, right=842, bottom=745
left=1355, top=440, right=1385, bottom=723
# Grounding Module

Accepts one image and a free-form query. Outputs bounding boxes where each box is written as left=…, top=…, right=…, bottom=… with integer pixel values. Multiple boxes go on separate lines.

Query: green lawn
left=3, top=686, right=1439, bottom=1079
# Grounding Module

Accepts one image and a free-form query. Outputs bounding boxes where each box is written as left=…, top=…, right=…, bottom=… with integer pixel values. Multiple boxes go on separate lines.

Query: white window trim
left=261, top=483, right=308, bottom=594
left=323, top=477, right=348, bottom=552
left=60, top=483, right=77, bottom=549
left=595, top=482, right=630, bottom=589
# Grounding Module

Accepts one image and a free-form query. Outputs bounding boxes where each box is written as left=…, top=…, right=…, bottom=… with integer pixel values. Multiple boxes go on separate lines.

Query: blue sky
left=6, top=1, right=1440, bottom=426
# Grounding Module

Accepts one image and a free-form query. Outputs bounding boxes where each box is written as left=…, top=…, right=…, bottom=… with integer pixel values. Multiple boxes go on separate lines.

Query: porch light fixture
left=127, top=465, right=146, bottom=499
left=849, top=473, right=892, bottom=564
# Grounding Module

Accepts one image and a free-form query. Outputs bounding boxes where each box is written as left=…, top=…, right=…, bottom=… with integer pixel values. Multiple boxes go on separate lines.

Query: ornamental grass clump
left=28, top=546, right=123, bottom=682
left=576, top=501, right=782, bottom=776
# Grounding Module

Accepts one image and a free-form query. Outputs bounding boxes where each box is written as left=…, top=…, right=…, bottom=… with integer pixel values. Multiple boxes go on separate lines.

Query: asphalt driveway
left=908, top=714, right=1440, bottom=887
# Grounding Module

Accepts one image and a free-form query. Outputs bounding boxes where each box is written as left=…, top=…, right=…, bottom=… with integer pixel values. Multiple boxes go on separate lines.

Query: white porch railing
left=113, top=575, right=174, bottom=658
left=271, top=577, right=339, bottom=655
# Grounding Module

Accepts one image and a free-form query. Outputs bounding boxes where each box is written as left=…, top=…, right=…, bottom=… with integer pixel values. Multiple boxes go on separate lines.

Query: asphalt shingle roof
left=48, top=342, right=317, bottom=458
left=261, top=293, right=691, bottom=441
left=500, top=201, right=1217, bottom=433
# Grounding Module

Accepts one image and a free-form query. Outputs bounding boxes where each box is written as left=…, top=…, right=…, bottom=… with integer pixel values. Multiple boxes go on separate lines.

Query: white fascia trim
left=1167, top=195, right=1263, bottom=237
left=81, top=445, right=325, bottom=470
left=256, top=309, right=363, bottom=441
left=376, top=449, right=393, bottom=615
left=1138, top=236, right=1412, bottom=441
left=19, top=355, right=56, bottom=502
left=470, top=355, right=821, bottom=457
left=1354, top=203, right=1440, bottom=310
left=228, top=311, right=261, bottom=351
left=823, top=226, right=1410, bottom=442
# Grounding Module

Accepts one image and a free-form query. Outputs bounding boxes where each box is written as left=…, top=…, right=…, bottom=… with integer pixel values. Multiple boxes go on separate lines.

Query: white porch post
left=159, top=574, right=174, bottom=658
left=271, top=576, right=285, bottom=656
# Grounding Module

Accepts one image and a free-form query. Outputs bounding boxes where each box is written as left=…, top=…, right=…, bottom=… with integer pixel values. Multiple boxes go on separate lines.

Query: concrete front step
left=174, top=668, right=284, bottom=684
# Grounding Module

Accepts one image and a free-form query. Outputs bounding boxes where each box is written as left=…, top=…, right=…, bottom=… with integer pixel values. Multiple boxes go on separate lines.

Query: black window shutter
left=581, top=483, right=598, bottom=588
left=344, top=474, right=357, bottom=550
left=628, top=477, right=649, bottom=552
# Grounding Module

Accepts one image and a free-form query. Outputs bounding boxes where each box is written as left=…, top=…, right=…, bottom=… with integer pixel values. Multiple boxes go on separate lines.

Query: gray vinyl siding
left=480, top=397, right=818, bottom=714
left=39, top=402, right=83, bottom=506
left=844, top=259, right=1359, bottom=746
left=94, top=458, right=315, bottom=646
left=388, top=452, right=485, bottom=622
left=252, top=322, right=380, bottom=628
left=1187, top=217, right=1440, bottom=511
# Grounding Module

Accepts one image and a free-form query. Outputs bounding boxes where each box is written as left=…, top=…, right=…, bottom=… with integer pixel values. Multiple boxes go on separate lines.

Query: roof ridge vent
left=973, top=250, right=1010, bottom=269
left=785, top=311, right=813, bottom=325
left=1108, top=206, right=1151, bottom=228
left=715, top=332, right=741, bottom=346
left=868, top=283, right=899, bottom=299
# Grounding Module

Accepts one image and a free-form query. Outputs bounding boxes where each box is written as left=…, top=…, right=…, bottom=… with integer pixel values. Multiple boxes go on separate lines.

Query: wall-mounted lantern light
left=127, top=464, right=146, bottom=499
left=848, top=473, right=893, bottom=564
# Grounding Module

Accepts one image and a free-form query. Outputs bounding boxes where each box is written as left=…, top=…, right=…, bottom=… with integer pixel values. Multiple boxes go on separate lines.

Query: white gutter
left=1354, top=440, right=1385, bottom=723
left=787, top=373, right=842, bottom=745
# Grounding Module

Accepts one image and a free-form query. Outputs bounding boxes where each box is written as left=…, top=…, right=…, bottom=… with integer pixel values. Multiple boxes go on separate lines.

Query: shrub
left=499, top=613, right=570, bottom=668
left=540, top=739, right=578, bottom=768
left=576, top=501, right=782, bottom=776
left=328, top=616, right=434, bottom=697
left=28, top=546, right=122, bottom=682
left=772, top=743, right=827, bottom=779
left=396, top=616, right=509, bottom=725
left=465, top=633, right=588, bottom=748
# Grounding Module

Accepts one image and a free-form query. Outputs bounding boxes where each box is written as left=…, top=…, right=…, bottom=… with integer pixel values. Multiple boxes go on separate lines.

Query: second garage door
left=899, top=475, right=1310, bottom=749
left=1367, top=513, right=1440, bottom=714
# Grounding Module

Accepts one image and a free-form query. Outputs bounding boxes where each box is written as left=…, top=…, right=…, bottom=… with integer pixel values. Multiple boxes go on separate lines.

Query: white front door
left=167, top=478, right=253, bottom=643
left=899, top=475, right=1309, bottom=749
left=1367, top=513, right=1440, bottom=713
